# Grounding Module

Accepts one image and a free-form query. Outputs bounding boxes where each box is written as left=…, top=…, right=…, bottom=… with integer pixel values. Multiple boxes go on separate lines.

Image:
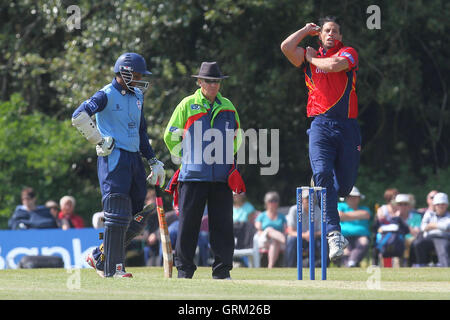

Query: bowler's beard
left=322, top=39, right=335, bottom=50
left=321, top=38, right=341, bottom=51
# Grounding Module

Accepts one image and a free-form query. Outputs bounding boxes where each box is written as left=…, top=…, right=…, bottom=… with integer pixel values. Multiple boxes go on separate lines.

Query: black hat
left=191, top=62, right=229, bottom=80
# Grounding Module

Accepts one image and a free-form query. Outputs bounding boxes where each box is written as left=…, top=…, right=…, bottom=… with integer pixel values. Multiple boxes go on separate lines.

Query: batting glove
left=147, top=157, right=165, bottom=187
left=96, top=136, right=115, bottom=157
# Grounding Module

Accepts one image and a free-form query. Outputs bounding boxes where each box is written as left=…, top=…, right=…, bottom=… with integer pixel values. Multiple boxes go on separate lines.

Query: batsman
left=281, top=16, right=361, bottom=261
left=72, top=52, right=166, bottom=278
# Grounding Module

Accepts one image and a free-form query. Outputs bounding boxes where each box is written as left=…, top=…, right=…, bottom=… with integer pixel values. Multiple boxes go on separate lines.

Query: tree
left=0, top=93, right=100, bottom=227
left=0, top=0, right=448, bottom=218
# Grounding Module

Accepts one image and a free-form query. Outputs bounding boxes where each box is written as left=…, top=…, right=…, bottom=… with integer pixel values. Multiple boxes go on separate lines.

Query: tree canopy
left=1, top=0, right=448, bottom=227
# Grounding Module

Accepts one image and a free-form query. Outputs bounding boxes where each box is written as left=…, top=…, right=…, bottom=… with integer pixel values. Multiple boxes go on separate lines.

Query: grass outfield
left=0, top=266, right=449, bottom=300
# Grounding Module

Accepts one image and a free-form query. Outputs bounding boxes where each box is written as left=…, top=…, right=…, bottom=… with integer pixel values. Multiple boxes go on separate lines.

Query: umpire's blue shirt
left=72, top=78, right=155, bottom=160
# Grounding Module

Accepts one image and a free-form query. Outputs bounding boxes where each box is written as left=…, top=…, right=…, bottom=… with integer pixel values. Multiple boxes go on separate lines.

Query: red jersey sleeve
left=338, top=47, right=358, bottom=70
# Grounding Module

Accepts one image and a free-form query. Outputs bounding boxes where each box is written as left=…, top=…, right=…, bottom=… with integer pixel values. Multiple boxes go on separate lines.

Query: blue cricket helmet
left=114, top=53, right=151, bottom=93
left=114, top=52, right=152, bottom=75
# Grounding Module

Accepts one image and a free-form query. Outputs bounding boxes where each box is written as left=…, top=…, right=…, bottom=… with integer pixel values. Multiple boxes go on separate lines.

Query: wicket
left=296, top=187, right=327, bottom=280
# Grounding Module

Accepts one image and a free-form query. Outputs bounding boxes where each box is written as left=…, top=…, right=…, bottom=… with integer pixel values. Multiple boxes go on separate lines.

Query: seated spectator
left=58, top=195, right=85, bottom=229
left=255, top=191, right=287, bottom=268
left=371, top=188, right=398, bottom=265
left=8, top=187, right=57, bottom=230
left=403, top=194, right=423, bottom=266
left=417, top=190, right=439, bottom=216
left=45, top=200, right=62, bottom=228
left=374, top=194, right=412, bottom=264
left=376, top=188, right=399, bottom=222
left=233, top=193, right=258, bottom=250
left=413, top=192, right=450, bottom=267
left=285, top=188, right=321, bottom=268
left=338, top=186, right=371, bottom=267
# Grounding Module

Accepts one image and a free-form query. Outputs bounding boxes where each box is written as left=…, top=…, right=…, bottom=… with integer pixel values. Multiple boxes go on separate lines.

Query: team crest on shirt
left=136, top=99, right=142, bottom=110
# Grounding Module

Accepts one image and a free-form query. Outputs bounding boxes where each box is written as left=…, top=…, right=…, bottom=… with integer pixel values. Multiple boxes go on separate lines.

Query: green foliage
left=0, top=94, right=100, bottom=228
left=0, top=0, right=449, bottom=221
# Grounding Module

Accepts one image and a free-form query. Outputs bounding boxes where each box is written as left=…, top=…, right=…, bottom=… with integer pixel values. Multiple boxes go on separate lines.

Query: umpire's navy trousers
left=308, top=116, right=361, bottom=234
left=175, top=181, right=234, bottom=279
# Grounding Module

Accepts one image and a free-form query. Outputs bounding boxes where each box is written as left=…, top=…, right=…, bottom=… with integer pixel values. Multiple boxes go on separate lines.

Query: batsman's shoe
left=112, top=264, right=133, bottom=278
left=113, top=270, right=133, bottom=278
left=327, top=231, right=349, bottom=261
left=86, top=251, right=105, bottom=278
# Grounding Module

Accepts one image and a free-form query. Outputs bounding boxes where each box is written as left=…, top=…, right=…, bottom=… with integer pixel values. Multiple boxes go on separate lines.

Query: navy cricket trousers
left=175, top=181, right=234, bottom=279
left=97, top=148, right=147, bottom=215
left=308, top=116, right=361, bottom=234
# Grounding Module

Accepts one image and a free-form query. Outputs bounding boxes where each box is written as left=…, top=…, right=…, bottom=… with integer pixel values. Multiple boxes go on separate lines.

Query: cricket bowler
left=281, top=16, right=361, bottom=261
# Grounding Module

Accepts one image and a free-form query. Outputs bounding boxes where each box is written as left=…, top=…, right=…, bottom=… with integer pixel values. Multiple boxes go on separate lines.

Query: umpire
left=164, top=62, right=243, bottom=279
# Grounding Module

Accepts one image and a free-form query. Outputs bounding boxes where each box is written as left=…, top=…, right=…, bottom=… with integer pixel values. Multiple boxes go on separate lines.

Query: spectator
left=8, top=187, right=57, bottom=230
left=403, top=194, right=423, bottom=266
left=371, top=188, right=398, bottom=265
left=233, top=193, right=258, bottom=250
left=374, top=194, right=412, bottom=266
left=285, top=188, right=321, bottom=268
left=255, top=191, right=287, bottom=268
left=338, top=186, right=371, bottom=267
left=45, top=200, right=63, bottom=228
left=233, top=193, right=257, bottom=224
left=376, top=188, right=399, bottom=222
left=386, top=194, right=422, bottom=266
left=58, top=195, right=85, bottom=229
left=417, top=190, right=439, bottom=216
left=413, top=192, right=450, bottom=267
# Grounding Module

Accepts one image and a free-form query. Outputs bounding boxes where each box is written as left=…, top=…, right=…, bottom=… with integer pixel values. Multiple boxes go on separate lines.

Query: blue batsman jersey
left=97, top=83, right=144, bottom=153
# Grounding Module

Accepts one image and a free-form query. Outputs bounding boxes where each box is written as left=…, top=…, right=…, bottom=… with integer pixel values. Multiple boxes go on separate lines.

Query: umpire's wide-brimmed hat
left=191, top=62, right=229, bottom=80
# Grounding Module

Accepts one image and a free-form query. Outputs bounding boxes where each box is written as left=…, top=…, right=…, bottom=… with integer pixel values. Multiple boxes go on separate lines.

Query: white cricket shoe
left=327, top=231, right=349, bottom=261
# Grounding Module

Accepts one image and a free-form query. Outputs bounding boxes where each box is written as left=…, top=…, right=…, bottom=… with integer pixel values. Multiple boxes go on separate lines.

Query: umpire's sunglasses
left=203, top=79, right=221, bottom=84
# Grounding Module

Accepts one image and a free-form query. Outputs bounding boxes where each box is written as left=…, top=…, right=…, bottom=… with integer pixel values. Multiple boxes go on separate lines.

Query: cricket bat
left=155, top=184, right=173, bottom=278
